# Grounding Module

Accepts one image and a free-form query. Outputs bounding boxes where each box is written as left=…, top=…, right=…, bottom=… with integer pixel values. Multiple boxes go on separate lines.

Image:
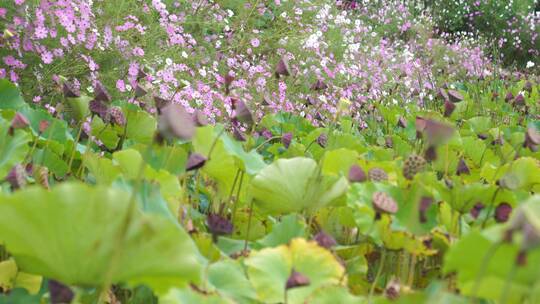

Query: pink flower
left=41, top=51, right=53, bottom=64
left=116, top=79, right=126, bottom=92
left=250, top=38, right=260, bottom=48
left=132, top=47, right=145, bottom=57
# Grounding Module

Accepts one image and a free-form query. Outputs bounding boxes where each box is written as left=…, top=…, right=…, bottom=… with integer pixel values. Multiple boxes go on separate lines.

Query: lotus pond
left=0, top=1, right=539, bottom=304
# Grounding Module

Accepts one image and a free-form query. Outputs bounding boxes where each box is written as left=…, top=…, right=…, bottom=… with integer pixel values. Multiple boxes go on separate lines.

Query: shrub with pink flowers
left=429, top=0, right=539, bottom=66
left=0, top=1, right=539, bottom=303
left=1, top=0, right=496, bottom=124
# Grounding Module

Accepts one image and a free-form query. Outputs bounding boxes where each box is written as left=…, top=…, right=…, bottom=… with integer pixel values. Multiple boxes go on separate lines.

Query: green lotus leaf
left=0, top=183, right=203, bottom=292
left=444, top=229, right=540, bottom=303
left=219, top=127, right=267, bottom=175
left=327, top=133, right=366, bottom=154
left=161, top=288, right=235, bottom=304
left=500, top=157, right=540, bottom=191
left=135, top=144, right=188, bottom=175
left=346, top=183, right=376, bottom=235
left=0, top=80, right=25, bottom=110
left=65, top=95, right=91, bottom=123
left=466, top=116, right=492, bottom=134
left=256, top=214, right=306, bottom=248
left=19, top=107, right=71, bottom=143
left=396, top=173, right=441, bottom=234
left=462, top=136, right=498, bottom=167
left=250, top=157, right=348, bottom=215
left=91, top=116, right=119, bottom=149
left=194, top=125, right=266, bottom=175
left=113, top=148, right=144, bottom=179
left=125, top=109, right=157, bottom=144
left=321, top=148, right=358, bottom=176
left=207, top=259, right=257, bottom=302
left=244, top=238, right=345, bottom=303
left=0, top=118, right=30, bottom=178
left=438, top=181, right=496, bottom=213
left=193, top=125, right=251, bottom=199
left=32, top=148, right=68, bottom=177
left=83, top=153, right=122, bottom=184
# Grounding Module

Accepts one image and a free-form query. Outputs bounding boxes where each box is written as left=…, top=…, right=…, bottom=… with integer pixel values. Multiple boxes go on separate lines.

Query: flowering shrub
left=429, top=0, right=540, bottom=66
left=0, top=1, right=539, bottom=303
left=1, top=0, right=493, bottom=125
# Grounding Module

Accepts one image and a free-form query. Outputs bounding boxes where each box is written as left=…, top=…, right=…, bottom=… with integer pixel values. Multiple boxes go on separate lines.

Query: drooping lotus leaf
left=0, top=183, right=203, bottom=292
left=321, top=148, right=359, bottom=176
left=0, top=79, right=26, bottom=110
left=0, top=117, right=30, bottom=178
left=65, top=95, right=91, bottom=123
left=193, top=125, right=265, bottom=200
left=250, top=157, right=348, bottom=215
left=207, top=259, right=257, bottom=302
left=444, top=229, right=540, bottom=303
left=499, top=157, right=540, bottom=192
left=126, top=109, right=157, bottom=144
left=256, top=214, right=307, bottom=248
left=244, top=238, right=345, bottom=304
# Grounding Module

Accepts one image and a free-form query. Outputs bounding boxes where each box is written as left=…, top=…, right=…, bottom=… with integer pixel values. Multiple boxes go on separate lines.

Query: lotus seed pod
left=403, top=154, right=426, bottom=180
left=285, top=270, right=310, bottom=289
left=34, top=166, right=50, bottom=189
left=372, top=191, right=398, bottom=214
left=447, top=89, right=464, bottom=103
left=282, top=132, right=293, bottom=148
left=348, top=165, right=367, bottom=183
left=494, top=203, right=512, bottom=223
left=107, top=106, right=126, bottom=126
left=368, top=167, right=388, bottom=182
left=317, top=133, right=328, bottom=148
left=6, top=164, right=27, bottom=190
left=207, top=214, right=233, bottom=240
left=313, top=231, right=337, bottom=249
left=49, top=280, right=74, bottom=304
left=456, top=158, right=470, bottom=175
left=186, top=153, right=207, bottom=171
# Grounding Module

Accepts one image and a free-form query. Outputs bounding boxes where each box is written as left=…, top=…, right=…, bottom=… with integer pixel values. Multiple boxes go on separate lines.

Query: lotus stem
left=231, top=171, right=244, bottom=225
left=244, top=199, right=254, bottom=252
left=471, top=241, right=501, bottom=301
left=368, top=248, right=386, bottom=303
left=67, top=120, right=85, bottom=175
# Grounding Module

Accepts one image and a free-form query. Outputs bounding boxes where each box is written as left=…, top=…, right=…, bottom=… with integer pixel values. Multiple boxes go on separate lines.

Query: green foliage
left=0, top=183, right=203, bottom=292
left=429, top=0, right=539, bottom=66
left=0, top=46, right=539, bottom=303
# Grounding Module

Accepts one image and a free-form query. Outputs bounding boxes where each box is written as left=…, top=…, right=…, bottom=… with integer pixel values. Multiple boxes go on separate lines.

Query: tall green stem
left=368, top=248, right=386, bottom=303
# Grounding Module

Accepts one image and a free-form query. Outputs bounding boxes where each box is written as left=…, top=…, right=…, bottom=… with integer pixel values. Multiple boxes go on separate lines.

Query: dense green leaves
left=0, top=118, right=30, bottom=178
left=0, top=183, right=203, bottom=292
left=245, top=238, right=345, bottom=303
left=0, top=79, right=26, bottom=110
left=251, top=157, right=348, bottom=215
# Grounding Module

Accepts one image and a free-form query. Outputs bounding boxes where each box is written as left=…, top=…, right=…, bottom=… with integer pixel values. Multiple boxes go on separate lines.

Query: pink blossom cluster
left=0, top=0, right=494, bottom=125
